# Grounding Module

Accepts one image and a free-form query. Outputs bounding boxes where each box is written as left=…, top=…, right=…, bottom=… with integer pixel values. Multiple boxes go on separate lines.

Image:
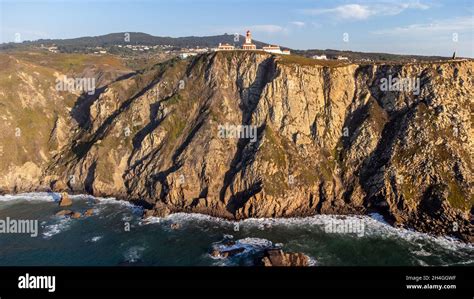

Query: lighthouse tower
left=242, top=30, right=257, bottom=50
left=245, top=30, right=252, bottom=44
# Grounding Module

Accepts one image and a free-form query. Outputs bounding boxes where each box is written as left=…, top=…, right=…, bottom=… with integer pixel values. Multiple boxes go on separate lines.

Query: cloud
left=216, top=24, right=288, bottom=35
left=249, top=25, right=287, bottom=34
left=372, top=16, right=474, bottom=35
left=299, top=1, right=429, bottom=20
left=311, top=22, right=322, bottom=29
left=290, top=21, right=306, bottom=27
left=309, top=4, right=372, bottom=20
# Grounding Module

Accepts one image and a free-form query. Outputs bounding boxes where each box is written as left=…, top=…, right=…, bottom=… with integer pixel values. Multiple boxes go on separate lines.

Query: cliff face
left=0, top=51, right=472, bottom=241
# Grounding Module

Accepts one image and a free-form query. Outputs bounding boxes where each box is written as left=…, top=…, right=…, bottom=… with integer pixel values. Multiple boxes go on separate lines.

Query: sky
left=1, top=0, right=473, bottom=57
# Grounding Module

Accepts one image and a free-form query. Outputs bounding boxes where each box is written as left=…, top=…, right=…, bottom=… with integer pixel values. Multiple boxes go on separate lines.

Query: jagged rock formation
left=261, top=249, right=310, bottom=267
left=0, top=51, right=472, bottom=241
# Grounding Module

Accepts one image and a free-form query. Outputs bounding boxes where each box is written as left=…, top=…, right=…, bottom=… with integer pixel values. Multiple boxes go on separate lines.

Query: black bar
left=0, top=267, right=472, bottom=298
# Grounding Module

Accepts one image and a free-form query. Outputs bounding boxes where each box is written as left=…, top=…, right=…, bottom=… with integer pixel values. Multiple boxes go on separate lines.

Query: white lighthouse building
left=242, top=30, right=257, bottom=50
left=215, top=30, right=290, bottom=54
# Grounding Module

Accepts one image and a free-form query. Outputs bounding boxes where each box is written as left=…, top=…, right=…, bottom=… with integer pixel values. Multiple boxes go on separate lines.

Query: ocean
left=0, top=193, right=472, bottom=266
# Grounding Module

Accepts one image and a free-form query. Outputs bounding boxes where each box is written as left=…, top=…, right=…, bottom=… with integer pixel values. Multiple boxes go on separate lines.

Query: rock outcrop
left=55, top=209, right=73, bottom=217
left=83, top=208, right=94, bottom=217
left=55, top=209, right=80, bottom=219
left=210, top=247, right=245, bottom=258
left=58, top=192, right=72, bottom=207
left=261, top=249, right=310, bottom=267
left=0, top=51, right=472, bottom=241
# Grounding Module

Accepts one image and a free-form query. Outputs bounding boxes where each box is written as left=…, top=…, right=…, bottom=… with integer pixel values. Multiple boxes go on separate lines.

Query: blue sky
left=1, top=0, right=473, bottom=56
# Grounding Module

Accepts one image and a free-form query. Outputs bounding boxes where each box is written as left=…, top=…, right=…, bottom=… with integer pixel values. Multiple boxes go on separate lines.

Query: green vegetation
left=447, top=181, right=472, bottom=210
left=260, top=126, right=286, bottom=167
left=278, top=54, right=348, bottom=67
left=8, top=50, right=127, bottom=74
left=293, top=49, right=452, bottom=63
left=162, top=114, right=186, bottom=144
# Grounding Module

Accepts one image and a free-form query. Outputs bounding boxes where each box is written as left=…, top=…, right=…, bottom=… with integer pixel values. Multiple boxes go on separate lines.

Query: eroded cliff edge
left=0, top=52, right=472, bottom=241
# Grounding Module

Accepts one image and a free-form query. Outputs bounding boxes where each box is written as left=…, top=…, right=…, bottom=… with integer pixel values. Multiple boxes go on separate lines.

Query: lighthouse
left=245, top=30, right=252, bottom=44
left=242, top=30, right=257, bottom=50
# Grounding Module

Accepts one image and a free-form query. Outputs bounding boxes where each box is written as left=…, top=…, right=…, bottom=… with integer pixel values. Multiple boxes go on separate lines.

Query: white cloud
left=372, top=16, right=474, bottom=35
left=290, top=21, right=306, bottom=27
left=311, top=22, right=322, bottom=29
left=299, top=1, right=429, bottom=20
left=302, top=4, right=371, bottom=20
left=249, top=25, right=287, bottom=34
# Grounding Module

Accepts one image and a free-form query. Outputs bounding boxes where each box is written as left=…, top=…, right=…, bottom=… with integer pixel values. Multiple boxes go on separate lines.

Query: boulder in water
left=55, top=210, right=73, bottom=217
left=83, top=209, right=94, bottom=217
left=261, top=249, right=310, bottom=267
left=142, top=203, right=172, bottom=219
left=58, top=192, right=72, bottom=207
left=55, top=209, right=81, bottom=219
left=210, top=247, right=245, bottom=258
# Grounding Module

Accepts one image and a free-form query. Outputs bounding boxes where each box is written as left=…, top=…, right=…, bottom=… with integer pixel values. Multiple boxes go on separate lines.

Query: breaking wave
left=144, top=212, right=474, bottom=252
left=42, top=217, right=72, bottom=239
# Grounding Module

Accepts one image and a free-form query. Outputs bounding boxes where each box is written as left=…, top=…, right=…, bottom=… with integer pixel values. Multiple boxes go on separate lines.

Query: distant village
left=34, top=35, right=363, bottom=63
left=37, top=30, right=294, bottom=59
left=34, top=30, right=441, bottom=63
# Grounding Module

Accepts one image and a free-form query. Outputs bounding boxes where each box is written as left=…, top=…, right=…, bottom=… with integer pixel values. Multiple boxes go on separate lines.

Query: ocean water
left=0, top=193, right=472, bottom=266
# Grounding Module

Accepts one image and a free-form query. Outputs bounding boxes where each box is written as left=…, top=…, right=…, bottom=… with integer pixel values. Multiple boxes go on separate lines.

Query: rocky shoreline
left=210, top=236, right=311, bottom=266
left=2, top=186, right=472, bottom=243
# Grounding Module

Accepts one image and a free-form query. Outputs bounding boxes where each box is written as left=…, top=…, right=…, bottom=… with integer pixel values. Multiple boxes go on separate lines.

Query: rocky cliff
left=0, top=51, right=472, bottom=241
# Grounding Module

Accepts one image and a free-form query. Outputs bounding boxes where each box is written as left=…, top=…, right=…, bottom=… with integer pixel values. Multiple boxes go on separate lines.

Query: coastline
left=1, top=191, right=472, bottom=248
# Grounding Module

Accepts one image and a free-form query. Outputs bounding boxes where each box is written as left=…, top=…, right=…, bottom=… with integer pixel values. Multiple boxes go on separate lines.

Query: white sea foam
left=0, top=192, right=60, bottom=202
left=0, top=192, right=143, bottom=216
left=144, top=212, right=474, bottom=252
left=210, top=237, right=274, bottom=261
left=209, top=236, right=317, bottom=266
left=3, top=193, right=472, bottom=254
left=42, top=217, right=72, bottom=239
left=413, top=249, right=432, bottom=257
left=123, top=246, right=145, bottom=263
left=91, top=236, right=103, bottom=242
left=237, top=237, right=273, bottom=249
left=95, top=197, right=143, bottom=215
left=307, top=256, right=318, bottom=266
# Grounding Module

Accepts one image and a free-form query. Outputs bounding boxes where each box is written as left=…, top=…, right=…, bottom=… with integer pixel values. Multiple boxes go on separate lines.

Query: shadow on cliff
left=354, top=65, right=434, bottom=219
left=71, top=71, right=137, bottom=130
left=219, top=56, right=280, bottom=216
left=70, top=67, right=169, bottom=160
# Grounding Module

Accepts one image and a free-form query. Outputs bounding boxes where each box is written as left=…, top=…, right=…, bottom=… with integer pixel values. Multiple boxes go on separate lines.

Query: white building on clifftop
left=242, top=30, right=257, bottom=50
left=215, top=30, right=290, bottom=55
